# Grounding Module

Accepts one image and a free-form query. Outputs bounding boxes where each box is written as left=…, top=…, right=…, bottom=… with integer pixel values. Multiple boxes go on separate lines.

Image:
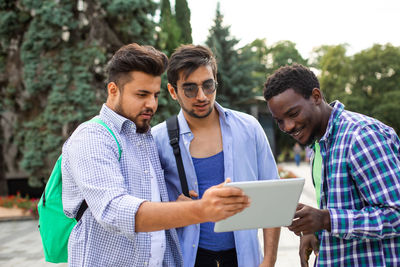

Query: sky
left=185, top=0, right=400, bottom=58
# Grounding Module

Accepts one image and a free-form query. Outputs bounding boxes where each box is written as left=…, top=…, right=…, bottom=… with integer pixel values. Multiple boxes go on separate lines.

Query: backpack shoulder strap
left=75, top=117, right=122, bottom=221
left=166, top=116, right=190, bottom=197
left=89, top=117, right=122, bottom=160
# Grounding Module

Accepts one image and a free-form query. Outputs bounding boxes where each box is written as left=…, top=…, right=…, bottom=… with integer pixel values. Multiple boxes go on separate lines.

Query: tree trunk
left=0, top=121, right=7, bottom=196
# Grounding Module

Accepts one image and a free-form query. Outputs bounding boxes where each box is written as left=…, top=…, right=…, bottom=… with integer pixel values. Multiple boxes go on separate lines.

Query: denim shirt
left=152, top=103, right=279, bottom=267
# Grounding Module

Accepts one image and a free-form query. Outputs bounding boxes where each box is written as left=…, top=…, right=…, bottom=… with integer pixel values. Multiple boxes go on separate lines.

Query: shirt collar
left=320, top=100, right=345, bottom=142
left=176, top=102, right=229, bottom=135
left=100, top=104, right=132, bottom=133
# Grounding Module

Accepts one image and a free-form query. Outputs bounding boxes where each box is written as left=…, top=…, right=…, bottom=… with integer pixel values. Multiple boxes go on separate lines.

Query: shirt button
left=188, top=133, right=192, bottom=137
left=194, top=182, right=197, bottom=185
left=184, top=141, right=188, bottom=145
left=144, top=170, right=149, bottom=174
left=192, top=244, right=196, bottom=248
left=144, top=262, right=148, bottom=265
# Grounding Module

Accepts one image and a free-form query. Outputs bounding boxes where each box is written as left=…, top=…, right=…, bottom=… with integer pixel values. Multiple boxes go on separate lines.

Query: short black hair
left=167, top=44, right=217, bottom=88
left=107, top=43, right=168, bottom=88
left=263, top=63, right=320, bottom=101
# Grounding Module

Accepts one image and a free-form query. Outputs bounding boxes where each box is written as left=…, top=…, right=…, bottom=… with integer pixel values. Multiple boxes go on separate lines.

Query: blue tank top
left=192, top=151, right=235, bottom=251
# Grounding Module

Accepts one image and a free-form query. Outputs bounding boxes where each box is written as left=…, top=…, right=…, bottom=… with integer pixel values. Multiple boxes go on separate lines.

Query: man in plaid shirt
left=263, top=64, right=400, bottom=266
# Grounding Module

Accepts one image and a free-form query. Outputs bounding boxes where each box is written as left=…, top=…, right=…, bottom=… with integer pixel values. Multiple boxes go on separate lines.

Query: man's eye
left=203, top=81, right=214, bottom=89
left=289, top=112, right=299, bottom=118
left=183, top=85, right=197, bottom=92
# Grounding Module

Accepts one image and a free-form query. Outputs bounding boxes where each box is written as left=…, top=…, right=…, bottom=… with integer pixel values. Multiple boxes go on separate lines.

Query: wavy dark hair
left=167, top=44, right=217, bottom=88
left=107, top=43, right=168, bottom=88
left=263, top=63, right=320, bottom=100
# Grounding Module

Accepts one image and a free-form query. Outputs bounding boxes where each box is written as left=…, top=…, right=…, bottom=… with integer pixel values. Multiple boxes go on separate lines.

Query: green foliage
left=175, top=0, right=192, bottom=44
left=316, top=43, right=400, bottom=133
left=206, top=3, right=261, bottom=110
left=158, top=0, right=181, bottom=56
left=0, top=0, right=158, bottom=186
left=314, top=44, right=351, bottom=103
left=267, top=40, right=307, bottom=71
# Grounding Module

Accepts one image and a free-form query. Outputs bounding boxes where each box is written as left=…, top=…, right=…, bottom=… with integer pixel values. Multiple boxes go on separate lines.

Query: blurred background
left=1, top=0, right=400, bottom=212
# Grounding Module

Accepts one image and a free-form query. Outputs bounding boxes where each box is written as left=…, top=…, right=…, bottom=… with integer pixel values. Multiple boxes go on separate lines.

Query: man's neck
left=318, top=102, right=334, bottom=140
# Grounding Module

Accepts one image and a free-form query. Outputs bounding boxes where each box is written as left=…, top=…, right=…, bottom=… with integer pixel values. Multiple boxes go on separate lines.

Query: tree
left=240, top=38, right=269, bottom=95
left=206, top=3, right=260, bottom=109
left=0, top=0, right=159, bottom=187
left=175, top=0, right=192, bottom=44
left=347, top=44, right=400, bottom=132
left=312, top=43, right=400, bottom=133
left=267, top=40, right=307, bottom=72
left=158, top=0, right=181, bottom=56
left=313, top=44, right=351, bottom=103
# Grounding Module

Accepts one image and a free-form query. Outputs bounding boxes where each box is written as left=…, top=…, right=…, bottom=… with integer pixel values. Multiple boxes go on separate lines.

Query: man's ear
left=107, top=82, right=120, bottom=98
left=167, top=83, right=178, bottom=100
left=311, top=88, right=323, bottom=105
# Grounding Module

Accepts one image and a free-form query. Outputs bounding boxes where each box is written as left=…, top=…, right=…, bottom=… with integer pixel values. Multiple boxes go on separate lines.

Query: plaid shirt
left=316, top=101, right=400, bottom=266
left=62, top=104, right=183, bottom=267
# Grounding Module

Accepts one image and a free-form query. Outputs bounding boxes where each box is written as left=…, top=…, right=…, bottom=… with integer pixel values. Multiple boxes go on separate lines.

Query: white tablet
left=214, top=178, right=305, bottom=232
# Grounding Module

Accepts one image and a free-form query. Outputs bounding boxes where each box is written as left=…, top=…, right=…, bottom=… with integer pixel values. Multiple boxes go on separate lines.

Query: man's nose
left=145, top=95, right=158, bottom=110
left=282, top=119, right=296, bottom=133
left=195, top=86, right=207, bottom=100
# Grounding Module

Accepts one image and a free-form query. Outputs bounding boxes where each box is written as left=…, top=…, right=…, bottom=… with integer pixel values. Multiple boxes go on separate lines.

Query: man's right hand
left=299, top=234, right=319, bottom=267
left=197, top=178, right=250, bottom=222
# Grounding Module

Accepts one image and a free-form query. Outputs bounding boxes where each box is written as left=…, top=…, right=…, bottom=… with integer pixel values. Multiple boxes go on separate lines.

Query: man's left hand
left=288, top=203, right=331, bottom=235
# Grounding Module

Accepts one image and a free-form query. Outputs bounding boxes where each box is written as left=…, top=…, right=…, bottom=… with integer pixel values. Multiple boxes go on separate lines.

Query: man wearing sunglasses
left=152, top=45, right=281, bottom=267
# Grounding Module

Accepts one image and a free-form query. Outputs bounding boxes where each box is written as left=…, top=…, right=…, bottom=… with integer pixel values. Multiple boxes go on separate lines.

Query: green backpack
left=37, top=117, right=121, bottom=263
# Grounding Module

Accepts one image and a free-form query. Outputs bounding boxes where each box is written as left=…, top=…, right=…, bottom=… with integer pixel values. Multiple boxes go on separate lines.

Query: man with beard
left=152, top=45, right=280, bottom=267
left=263, top=63, right=400, bottom=267
left=61, top=43, right=250, bottom=267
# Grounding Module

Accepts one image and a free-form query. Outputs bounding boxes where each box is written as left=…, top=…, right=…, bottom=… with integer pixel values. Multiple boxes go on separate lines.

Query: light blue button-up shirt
left=152, top=103, right=279, bottom=267
left=62, top=104, right=182, bottom=267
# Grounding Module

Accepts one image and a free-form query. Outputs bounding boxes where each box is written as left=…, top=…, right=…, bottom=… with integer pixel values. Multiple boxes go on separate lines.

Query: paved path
left=0, top=162, right=316, bottom=267
left=269, top=162, right=318, bottom=267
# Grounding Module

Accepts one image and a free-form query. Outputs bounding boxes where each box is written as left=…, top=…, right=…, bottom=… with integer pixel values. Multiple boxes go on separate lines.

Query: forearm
left=329, top=207, right=400, bottom=239
left=135, top=200, right=204, bottom=232
left=262, top=227, right=280, bottom=266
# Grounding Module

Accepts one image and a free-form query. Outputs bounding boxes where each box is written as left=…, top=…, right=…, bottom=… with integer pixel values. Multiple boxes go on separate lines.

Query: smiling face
left=107, top=71, right=160, bottom=133
left=267, top=88, right=326, bottom=146
left=168, top=65, right=216, bottom=119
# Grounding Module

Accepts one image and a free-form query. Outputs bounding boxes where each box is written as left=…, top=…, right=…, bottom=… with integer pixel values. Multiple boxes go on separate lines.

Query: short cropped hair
left=167, top=44, right=217, bottom=87
left=263, top=63, right=320, bottom=100
left=107, top=43, right=168, bottom=88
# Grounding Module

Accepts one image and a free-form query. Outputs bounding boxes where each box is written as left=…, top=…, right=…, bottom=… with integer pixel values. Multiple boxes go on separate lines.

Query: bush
left=0, top=192, right=39, bottom=218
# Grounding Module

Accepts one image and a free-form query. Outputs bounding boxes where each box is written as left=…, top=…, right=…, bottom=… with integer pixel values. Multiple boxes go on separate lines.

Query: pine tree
left=158, top=0, right=181, bottom=56
left=0, top=0, right=159, bottom=186
left=175, top=0, right=192, bottom=44
left=206, top=3, right=260, bottom=109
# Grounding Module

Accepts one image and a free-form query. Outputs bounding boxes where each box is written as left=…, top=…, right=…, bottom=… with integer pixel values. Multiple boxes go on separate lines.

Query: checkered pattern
left=316, top=101, right=400, bottom=266
left=62, top=104, right=182, bottom=267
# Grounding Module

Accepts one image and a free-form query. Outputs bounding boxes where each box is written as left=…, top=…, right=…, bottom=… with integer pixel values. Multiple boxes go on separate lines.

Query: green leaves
left=1, top=0, right=159, bottom=186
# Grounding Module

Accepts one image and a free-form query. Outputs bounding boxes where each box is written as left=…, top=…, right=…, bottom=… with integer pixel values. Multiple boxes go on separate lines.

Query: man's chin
left=135, top=120, right=151, bottom=133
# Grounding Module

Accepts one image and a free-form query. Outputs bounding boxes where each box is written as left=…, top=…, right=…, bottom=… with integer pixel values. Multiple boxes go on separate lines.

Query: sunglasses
left=176, top=80, right=218, bottom=98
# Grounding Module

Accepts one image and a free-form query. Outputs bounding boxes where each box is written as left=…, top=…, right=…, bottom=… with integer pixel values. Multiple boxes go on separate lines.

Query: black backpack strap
left=166, top=116, right=190, bottom=197
left=75, top=200, right=87, bottom=221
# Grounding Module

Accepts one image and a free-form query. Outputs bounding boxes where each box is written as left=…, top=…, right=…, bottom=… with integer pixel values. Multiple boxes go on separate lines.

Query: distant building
left=237, top=96, right=276, bottom=157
